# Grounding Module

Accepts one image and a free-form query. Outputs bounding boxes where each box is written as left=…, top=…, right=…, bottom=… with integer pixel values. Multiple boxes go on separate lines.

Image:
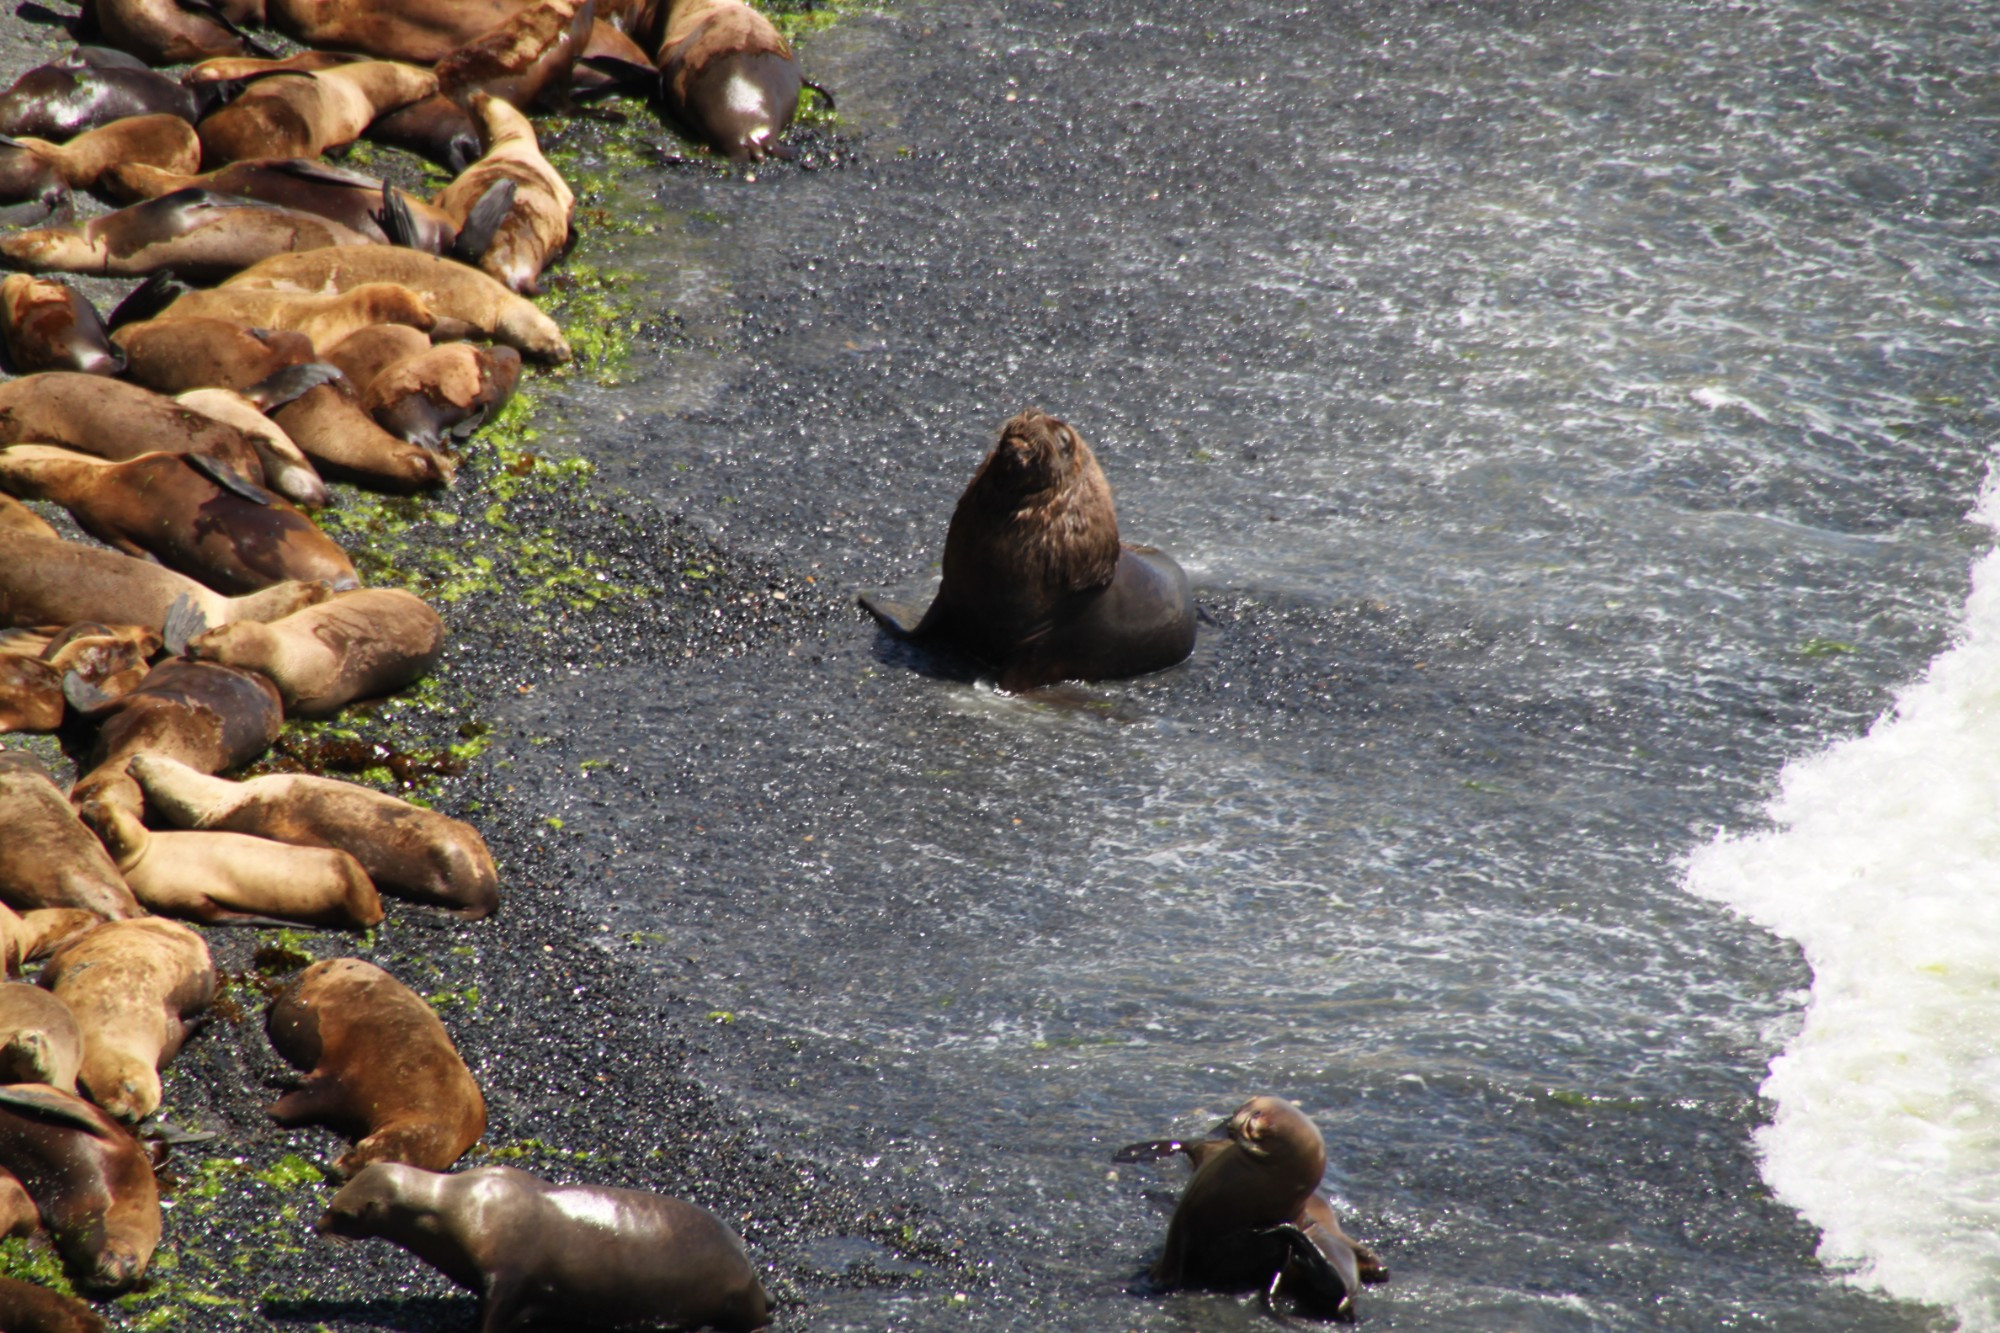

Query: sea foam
left=1686, top=475, right=2000, bottom=1329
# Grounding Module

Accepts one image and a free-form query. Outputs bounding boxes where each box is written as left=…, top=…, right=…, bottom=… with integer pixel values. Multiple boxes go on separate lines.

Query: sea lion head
left=1225, top=1095, right=1326, bottom=1176
left=318, top=1161, right=426, bottom=1239
left=953, top=408, right=1120, bottom=595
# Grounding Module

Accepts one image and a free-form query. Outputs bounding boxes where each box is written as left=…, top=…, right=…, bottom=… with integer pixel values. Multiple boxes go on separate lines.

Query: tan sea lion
left=319, top=1163, right=771, bottom=1332
left=266, top=958, right=485, bottom=1176
left=0, top=493, right=56, bottom=539
left=0, top=984, right=85, bottom=1091
left=75, top=657, right=286, bottom=788
left=0, top=657, right=61, bottom=733
left=436, top=0, right=593, bottom=110
left=9, top=114, right=200, bottom=194
left=113, top=314, right=315, bottom=393
left=0, top=275, right=122, bottom=376
left=0, top=531, right=327, bottom=635
left=0, top=907, right=99, bottom=975
left=196, top=62, right=439, bottom=167
left=651, top=0, right=814, bottom=162
left=78, top=773, right=383, bottom=929
left=222, top=247, right=569, bottom=361
left=322, top=321, right=431, bottom=390
left=130, top=753, right=499, bottom=918
left=179, top=587, right=443, bottom=716
left=0, top=447, right=359, bottom=595
left=1114, top=1096, right=1386, bottom=1320
left=157, top=280, right=437, bottom=349
left=0, top=190, right=376, bottom=284
left=0, top=52, right=197, bottom=140
left=0, top=750, right=141, bottom=919
left=182, top=50, right=355, bottom=84
left=176, top=385, right=330, bottom=509
left=13, top=621, right=161, bottom=726
left=37, top=918, right=215, bottom=1124
left=363, top=341, right=521, bottom=448
left=263, top=0, right=538, bottom=65
left=100, top=158, right=458, bottom=252
left=0, top=1083, right=159, bottom=1292
left=0, top=371, right=268, bottom=481
left=432, top=92, right=573, bottom=294
left=860, top=409, right=1198, bottom=691
left=272, top=377, right=453, bottom=491
left=0, top=1273, right=106, bottom=1332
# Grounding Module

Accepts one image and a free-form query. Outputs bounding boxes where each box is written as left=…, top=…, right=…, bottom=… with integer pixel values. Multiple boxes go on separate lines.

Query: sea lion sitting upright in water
left=319, top=1163, right=772, bottom=1333
left=1113, top=1095, right=1387, bottom=1321
left=859, top=409, right=1197, bottom=692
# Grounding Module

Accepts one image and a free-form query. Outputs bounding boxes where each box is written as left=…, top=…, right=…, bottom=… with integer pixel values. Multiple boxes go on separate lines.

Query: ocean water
left=500, top=0, right=2000, bottom=1326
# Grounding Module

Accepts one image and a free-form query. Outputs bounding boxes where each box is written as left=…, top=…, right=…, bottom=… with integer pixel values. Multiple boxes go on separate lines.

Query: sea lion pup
left=0, top=984, right=85, bottom=1091
left=436, top=0, right=593, bottom=111
left=157, top=279, right=438, bottom=350
left=179, top=587, right=444, bottom=716
left=365, top=342, right=521, bottom=448
left=0, top=275, right=122, bottom=376
left=36, top=918, right=215, bottom=1125
left=860, top=410, right=1198, bottom=692
left=9, top=114, right=200, bottom=194
left=0, top=531, right=327, bottom=636
left=130, top=753, right=500, bottom=918
left=266, top=958, right=485, bottom=1175
left=223, top=247, right=570, bottom=361
left=320, top=1163, right=772, bottom=1333
left=433, top=93, right=573, bottom=294
left=195, top=61, right=440, bottom=168
left=0, top=372, right=268, bottom=482
left=0, top=750, right=142, bottom=919
left=275, top=375, right=454, bottom=491
left=364, top=93, right=482, bottom=174
left=0, top=51, right=197, bottom=140
left=0, top=1083, right=159, bottom=1293
left=0, top=447, right=359, bottom=596
left=176, top=383, right=331, bottom=509
left=76, top=771, right=385, bottom=929
left=100, top=159, right=458, bottom=252
left=0, top=190, right=377, bottom=284
left=651, top=0, right=817, bottom=162
left=0, top=1273, right=106, bottom=1333
left=1115, top=1096, right=1386, bottom=1321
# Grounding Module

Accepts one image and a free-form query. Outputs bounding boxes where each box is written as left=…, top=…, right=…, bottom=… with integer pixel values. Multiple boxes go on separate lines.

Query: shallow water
left=504, top=0, right=2000, bottom=1327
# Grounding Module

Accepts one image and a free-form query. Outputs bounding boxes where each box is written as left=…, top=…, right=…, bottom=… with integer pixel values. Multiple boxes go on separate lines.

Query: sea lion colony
left=0, top=1, right=1359, bottom=1328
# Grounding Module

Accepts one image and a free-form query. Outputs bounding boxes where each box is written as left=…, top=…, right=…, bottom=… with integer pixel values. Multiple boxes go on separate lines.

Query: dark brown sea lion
left=0, top=1082, right=159, bottom=1292
left=432, top=93, right=572, bottom=294
left=222, top=247, right=570, bottom=361
left=10, top=114, right=200, bottom=194
left=100, top=158, right=458, bottom=252
left=75, top=657, right=285, bottom=784
left=196, top=61, right=439, bottom=167
left=266, top=958, right=485, bottom=1176
left=436, top=0, right=593, bottom=110
left=78, top=772, right=384, bottom=929
left=0, top=52, right=197, bottom=140
left=36, top=918, right=215, bottom=1124
left=0, top=447, right=358, bottom=596
left=364, top=341, right=521, bottom=448
left=319, top=1162, right=772, bottom=1332
left=0, top=1272, right=106, bottom=1332
left=0, top=750, right=142, bottom=919
left=0, top=372, right=268, bottom=482
left=178, top=587, right=443, bottom=716
left=0, top=531, right=327, bottom=635
left=0, top=275, right=122, bottom=376
left=157, top=280, right=437, bottom=349
left=363, top=93, right=481, bottom=175
left=0, top=983, right=85, bottom=1091
left=176, top=386, right=330, bottom=509
left=0, top=190, right=376, bottom=284
left=571, top=19, right=654, bottom=98
left=651, top=0, right=813, bottom=161
left=1114, top=1096, right=1386, bottom=1321
left=0, top=141, right=68, bottom=227
left=860, top=409, right=1198, bottom=692
left=130, top=752, right=500, bottom=918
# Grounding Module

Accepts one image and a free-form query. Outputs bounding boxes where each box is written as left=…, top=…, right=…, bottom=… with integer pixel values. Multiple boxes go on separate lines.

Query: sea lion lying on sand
left=0, top=275, right=122, bottom=375
left=175, top=587, right=444, bottom=716
left=0, top=1082, right=159, bottom=1292
left=432, top=92, right=572, bottom=294
left=0, top=190, right=376, bottom=283
left=0, top=750, right=141, bottom=919
left=0, top=531, right=327, bottom=636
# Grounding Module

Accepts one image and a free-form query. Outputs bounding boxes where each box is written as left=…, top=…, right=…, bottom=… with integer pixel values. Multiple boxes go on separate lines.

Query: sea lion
left=0, top=447, right=359, bottom=596
left=0, top=189, right=378, bottom=284
left=322, top=321, right=431, bottom=390
left=0, top=530, right=328, bottom=635
left=178, top=587, right=444, bottom=716
left=130, top=752, right=500, bottom=918
left=77, top=772, right=384, bottom=929
left=0, top=1168, right=35, bottom=1237
left=36, top=918, right=215, bottom=1125
left=273, top=377, right=453, bottom=490
left=650, top=0, right=812, bottom=161
left=177, top=383, right=331, bottom=509
left=571, top=20, right=654, bottom=98
left=0, top=494, right=56, bottom=540
left=114, top=314, right=315, bottom=393
left=0, top=657, right=62, bottom=733
left=0, top=141, right=68, bottom=227
left=0, top=275, right=122, bottom=376
left=85, top=0, right=260, bottom=66
left=75, top=657, right=284, bottom=790
left=182, top=50, right=355, bottom=83
left=0, top=372, right=269, bottom=482
left=100, top=158, right=458, bottom=252
left=0, top=906, right=100, bottom=975
left=156, top=280, right=437, bottom=349
left=0, top=52, right=197, bottom=140
left=860, top=409, right=1198, bottom=691
left=363, top=93, right=481, bottom=175
left=11, top=620, right=161, bottom=727
left=8, top=114, right=200, bottom=194
left=0, top=750, right=142, bottom=919
left=266, top=958, right=485, bottom=1176
left=433, top=92, right=573, bottom=294
left=196, top=62, right=439, bottom=167
left=364, top=341, right=521, bottom=448
left=0, top=1083, right=159, bottom=1292
left=222, top=247, right=570, bottom=361
left=0, top=984, right=85, bottom=1091
left=319, top=1163, right=772, bottom=1332
left=436, top=0, right=593, bottom=110
left=1114, top=1096, right=1386, bottom=1320
left=263, top=0, right=539, bottom=65
left=0, top=1273, right=106, bottom=1333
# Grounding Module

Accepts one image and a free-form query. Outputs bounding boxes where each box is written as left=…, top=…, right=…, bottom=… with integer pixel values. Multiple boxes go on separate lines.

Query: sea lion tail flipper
left=451, top=179, right=516, bottom=264
left=184, top=452, right=276, bottom=506
left=374, top=185, right=419, bottom=249
left=1254, top=1221, right=1359, bottom=1320
left=1110, top=1138, right=1187, bottom=1164
left=245, top=360, right=343, bottom=412
left=107, top=269, right=188, bottom=330
left=162, top=593, right=210, bottom=658
left=580, top=53, right=665, bottom=98
left=60, top=668, right=114, bottom=716
left=14, top=2, right=78, bottom=30
left=142, top=1118, right=220, bottom=1147
left=802, top=78, right=836, bottom=112
left=856, top=593, right=928, bottom=639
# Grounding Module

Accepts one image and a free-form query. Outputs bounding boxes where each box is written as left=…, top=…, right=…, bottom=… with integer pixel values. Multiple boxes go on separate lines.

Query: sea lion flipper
left=183, top=452, right=276, bottom=507
left=856, top=593, right=929, bottom=640
left=802, top=78, right=836, bottom=112
left=246, top=360, right=343, bottom=412
left=0, top=1084, right=115, bottom=1138
left=580, top=54, right=664, bottom=96
left=452, top=179, right=516, bottom=265
left=1111, top=1138, right=1187, bottom=1164
left=60, top=668, right=113, bottom=716
left=1254, top=1221, right=1359, bottom=1318
left=162, top=593, right=209, bottom=658
left=374, top=185, right=419, bottom=250
left=107, top=270, right=188, bottom=330
left=141, top=1118, right=219, bottom=1147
